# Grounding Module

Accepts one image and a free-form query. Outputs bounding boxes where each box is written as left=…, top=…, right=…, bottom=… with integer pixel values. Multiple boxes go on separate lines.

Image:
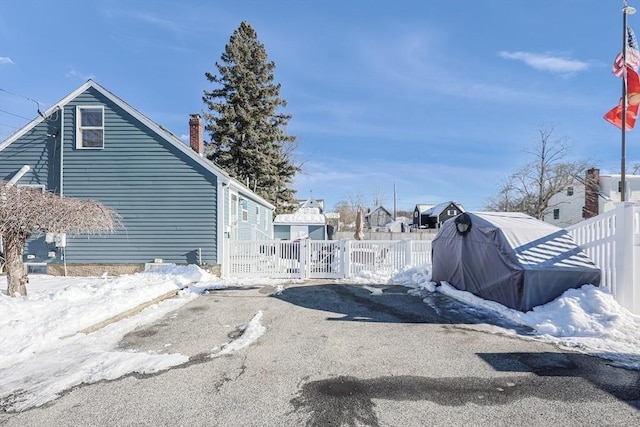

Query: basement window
left=76, top=106, right=104, bottom=149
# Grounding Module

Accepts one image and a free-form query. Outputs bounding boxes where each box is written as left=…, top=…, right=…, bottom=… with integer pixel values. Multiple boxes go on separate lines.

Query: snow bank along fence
left=223, top=239, right=432, bottom=280
left=566, top=202, right=640, bottom=315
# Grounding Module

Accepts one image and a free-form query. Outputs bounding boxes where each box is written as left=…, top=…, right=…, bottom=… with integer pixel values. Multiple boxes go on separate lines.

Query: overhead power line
left=0, top=108, right=32, bottom=121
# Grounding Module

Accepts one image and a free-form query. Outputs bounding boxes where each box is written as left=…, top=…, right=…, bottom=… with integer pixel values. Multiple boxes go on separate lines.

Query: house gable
left=365, top=205, right=393, bottom=229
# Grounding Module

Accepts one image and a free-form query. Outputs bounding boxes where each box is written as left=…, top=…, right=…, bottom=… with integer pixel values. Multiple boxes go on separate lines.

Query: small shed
left=274, top=207, right=327, bottom=240
left=431, top=211, right=601, bottom=312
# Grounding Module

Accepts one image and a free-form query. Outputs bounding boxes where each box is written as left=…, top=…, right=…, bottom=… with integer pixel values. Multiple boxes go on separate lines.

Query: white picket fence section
left=223, top=239, right=432, bottom=280
left=566, top=202, right=640, bottom=315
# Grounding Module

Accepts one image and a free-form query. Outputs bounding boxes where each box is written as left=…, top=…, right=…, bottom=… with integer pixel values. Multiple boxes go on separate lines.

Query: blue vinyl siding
left=57, top=87, right=219, bottom=264
left=0, top=119, right=60, bottom=191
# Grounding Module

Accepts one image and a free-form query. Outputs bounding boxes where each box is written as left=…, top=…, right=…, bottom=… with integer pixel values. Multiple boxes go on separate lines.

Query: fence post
left=404, top=240, right=413, bottom=267
left=342, top=239, right=351, bottom=279
left=300, top=238, right=309, bottom=280
left=222, top=237, right=230, bottom=278
left=634, top=205, right=640, bottom=314
left=615, top=202, right=636, bottom=312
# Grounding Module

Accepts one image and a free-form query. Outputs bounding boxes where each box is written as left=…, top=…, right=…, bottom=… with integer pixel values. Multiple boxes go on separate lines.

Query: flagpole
left=622, top=1, right=636, bottom=202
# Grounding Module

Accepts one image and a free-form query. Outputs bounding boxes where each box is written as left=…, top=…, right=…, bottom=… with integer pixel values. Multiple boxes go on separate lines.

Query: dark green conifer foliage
left=203, top=21, right=299, bottom=214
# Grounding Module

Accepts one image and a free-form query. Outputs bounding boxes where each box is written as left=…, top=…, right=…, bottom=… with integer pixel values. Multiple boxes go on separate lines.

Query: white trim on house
left=75, top=105, right=105, bottom=149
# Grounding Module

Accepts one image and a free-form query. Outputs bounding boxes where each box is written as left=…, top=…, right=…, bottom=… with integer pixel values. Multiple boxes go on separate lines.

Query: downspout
left=59, top=106, right=67, bottom=275
left=59, top=106, right=64, bottom=197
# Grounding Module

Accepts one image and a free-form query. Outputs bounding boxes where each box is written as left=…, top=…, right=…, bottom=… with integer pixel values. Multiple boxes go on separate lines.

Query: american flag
left=613, top=26, right=640, bottom=77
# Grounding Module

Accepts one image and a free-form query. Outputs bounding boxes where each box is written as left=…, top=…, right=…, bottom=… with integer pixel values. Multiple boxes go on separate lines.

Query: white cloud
left=0, top=57, right=14, bottom=64
left=65, top=68, right=96, bottom=81
left=498, top=51, right=589, bottom=74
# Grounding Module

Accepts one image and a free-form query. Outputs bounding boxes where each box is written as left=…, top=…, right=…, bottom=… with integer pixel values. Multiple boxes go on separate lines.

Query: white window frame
left=241, top=198, right=248, bottom=222
left=256, top=206, right=260, bottom=224
left=447, top=209, right=457, bottom=216
left=76, top=106, right=105, bottom=149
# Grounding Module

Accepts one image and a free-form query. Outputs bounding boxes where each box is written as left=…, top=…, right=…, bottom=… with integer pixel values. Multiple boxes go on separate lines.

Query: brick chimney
left=189, top=114, right=203, bottom=156
left=584, top=167, right=600, bottom=219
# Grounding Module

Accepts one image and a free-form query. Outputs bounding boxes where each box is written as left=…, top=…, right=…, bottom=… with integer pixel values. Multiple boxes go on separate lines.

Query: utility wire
left=0, top=87, right=47, bottom=117
left=0, top=108, right=32, bottom=121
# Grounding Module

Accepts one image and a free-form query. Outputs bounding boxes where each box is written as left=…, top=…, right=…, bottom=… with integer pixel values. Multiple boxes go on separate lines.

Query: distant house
left=273, top=207, right=327, bottom=240
left=365, top=206, right=394, bottom=230
left=0, top=80, right=274, bottom=275
left=297, top=196, right=325, bottom=214
left=543, top=167, right=640, bottom=227
left=413, top=202, right=464, bottom=229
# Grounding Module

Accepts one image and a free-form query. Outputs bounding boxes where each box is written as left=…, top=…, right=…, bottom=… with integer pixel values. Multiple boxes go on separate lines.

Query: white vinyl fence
left=224, top=239, right=432, bottom=280
left=566, top=202, right=640, bottom=315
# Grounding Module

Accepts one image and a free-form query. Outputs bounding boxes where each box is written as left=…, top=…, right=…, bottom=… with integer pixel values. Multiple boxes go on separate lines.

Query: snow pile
left=0, top=266, right=265, bottom=412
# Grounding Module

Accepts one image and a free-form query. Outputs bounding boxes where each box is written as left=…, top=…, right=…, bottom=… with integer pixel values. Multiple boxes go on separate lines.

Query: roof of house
left=422, top=201, right=464, bottom=216
left=298, top=197, right=324, bottom=212
left=365, top=205, right=392, bottom=218
left=274, top=207, right=326, bottom=225
left=0, top=79, right=274, bottom=209
left=415, top=204, right=434, bottom=212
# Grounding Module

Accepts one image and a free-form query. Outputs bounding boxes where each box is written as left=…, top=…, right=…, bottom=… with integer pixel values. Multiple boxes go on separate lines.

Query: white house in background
left=543, top=168, right=640, bottom=227
left=297, top=196, right=324, bottom=214
left=273, top=207, right=327, bottom=240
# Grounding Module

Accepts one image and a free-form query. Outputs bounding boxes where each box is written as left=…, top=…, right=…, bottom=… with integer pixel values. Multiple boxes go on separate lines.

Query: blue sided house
left=0, top=80, right=275, bottom=276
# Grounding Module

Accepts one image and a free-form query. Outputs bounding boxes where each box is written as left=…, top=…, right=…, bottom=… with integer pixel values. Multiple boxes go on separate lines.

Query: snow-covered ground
left=1, top=265, right=639, bottom=412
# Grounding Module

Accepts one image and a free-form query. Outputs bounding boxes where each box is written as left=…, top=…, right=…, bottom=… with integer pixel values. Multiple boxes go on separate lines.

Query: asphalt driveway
left=1, top=281, right=639, bottom=426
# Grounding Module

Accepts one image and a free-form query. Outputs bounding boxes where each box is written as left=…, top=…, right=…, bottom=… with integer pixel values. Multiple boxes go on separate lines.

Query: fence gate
left=224, top=239, right=432, bottom=280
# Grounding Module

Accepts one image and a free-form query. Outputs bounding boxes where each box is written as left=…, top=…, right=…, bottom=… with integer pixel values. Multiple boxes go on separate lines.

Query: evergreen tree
left=203, top=21, right=299, bottom=214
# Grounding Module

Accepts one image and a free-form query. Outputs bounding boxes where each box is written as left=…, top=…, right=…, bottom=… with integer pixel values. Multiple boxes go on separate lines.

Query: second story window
left=553, top=208, right=560, bottom=220
left=567, top=186, right=574, bottom=196
left=76, top=106, right=104, bottom=149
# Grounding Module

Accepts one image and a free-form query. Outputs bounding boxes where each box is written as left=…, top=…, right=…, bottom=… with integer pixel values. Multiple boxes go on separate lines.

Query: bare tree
left=0, top=182, right=122, bottom=296
left=485, top=126, right=590, bottom=219
left=334, top=192, right=365, bottom=231
left=371, top=186, right=387, bottom=208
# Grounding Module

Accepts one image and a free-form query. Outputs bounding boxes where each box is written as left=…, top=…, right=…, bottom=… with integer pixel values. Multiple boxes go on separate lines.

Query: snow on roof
left=274, top=207, right=326, bottom=225
left=421, top=201, right=463, bottom=216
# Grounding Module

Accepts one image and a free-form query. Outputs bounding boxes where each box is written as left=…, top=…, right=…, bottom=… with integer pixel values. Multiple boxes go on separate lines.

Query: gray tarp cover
left=431, top=212, right=601, bottom=312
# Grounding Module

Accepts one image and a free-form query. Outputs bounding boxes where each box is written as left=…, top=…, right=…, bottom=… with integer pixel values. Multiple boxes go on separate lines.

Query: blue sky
left=0, top=0, right=637, bottom=212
